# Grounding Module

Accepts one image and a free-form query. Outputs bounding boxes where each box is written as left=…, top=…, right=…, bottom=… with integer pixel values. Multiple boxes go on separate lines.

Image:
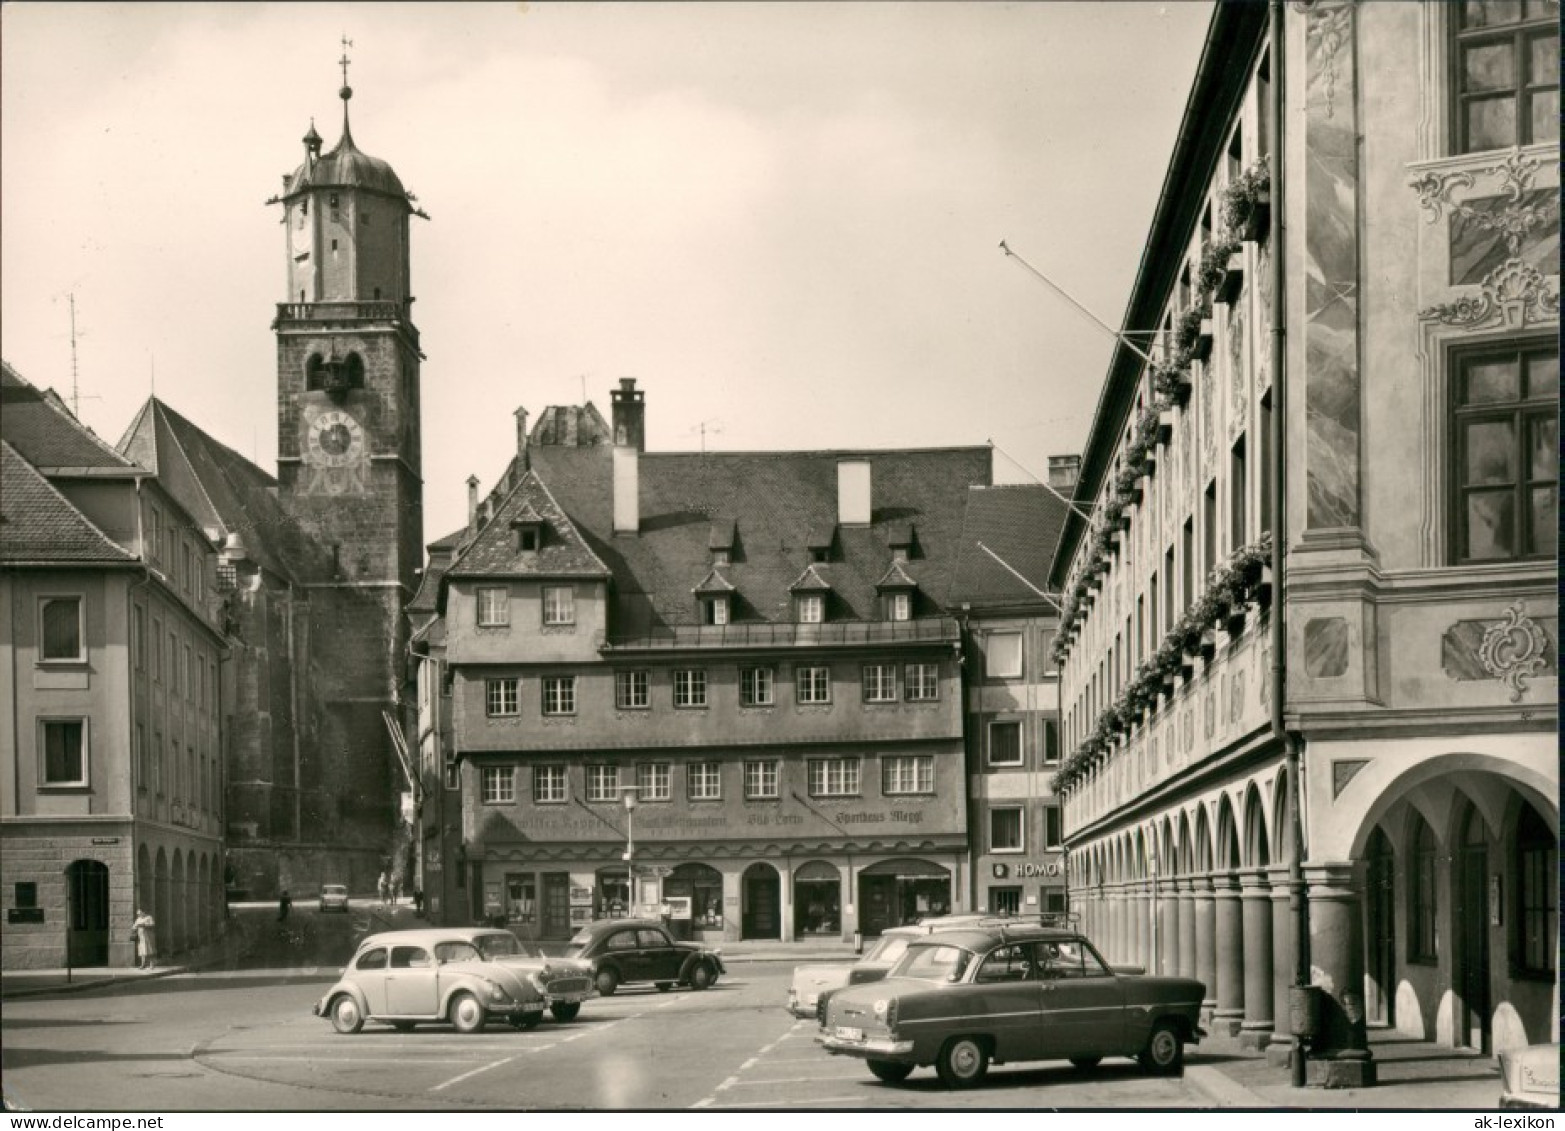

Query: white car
left=318, top=884, right=350, bottom=913
left=786, top=915, right=994, bottom=1018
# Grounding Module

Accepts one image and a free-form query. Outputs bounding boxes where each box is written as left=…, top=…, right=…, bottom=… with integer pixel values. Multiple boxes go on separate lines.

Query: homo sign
left=992, top=861, right=1060, bottom=879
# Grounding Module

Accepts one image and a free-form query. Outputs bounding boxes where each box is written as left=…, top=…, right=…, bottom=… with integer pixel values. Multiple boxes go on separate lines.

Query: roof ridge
left=150, top=402, right=227, bottom=536
left=0, top=439, right=137, bottom=563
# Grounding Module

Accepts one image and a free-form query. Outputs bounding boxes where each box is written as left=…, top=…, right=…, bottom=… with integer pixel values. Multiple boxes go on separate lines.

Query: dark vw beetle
left=817, top=922, right=1205, bottom=1088
left=563, top=918, right=725, bottom=996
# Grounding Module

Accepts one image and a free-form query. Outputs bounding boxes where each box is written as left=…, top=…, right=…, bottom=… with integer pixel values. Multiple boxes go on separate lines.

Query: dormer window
left=693, top=565, right=737, bottom=626
left=806, top=524, right=836, bottom=563
left=891, top=547, right=908, bottom=564
left=713, top=549, right=730, bottom=567
left=875, top=559, right=918, bottom=622
left=509, top=501, right=546, bottom=554
left=796, top=593, right=824, bottom=624
left=703, top=597, right=730, bottom=626
left=887, top=592, right=911, bottom=622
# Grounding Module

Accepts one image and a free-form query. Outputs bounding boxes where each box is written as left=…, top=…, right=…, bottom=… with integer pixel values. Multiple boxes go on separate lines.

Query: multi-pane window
left=688, top=761, right=722, bottom=800
left=887, top=592, right=911, bottom=622
left=796, top=593, right=824, bottom=624
left=587, top=764, right=620, bottom=802
left=616, top=670, right=649, bottom=710
left=1516, top=804, right=1557, bottom=976
left=1410, top=816, right=1438, bottom=962
left=807, top=757, right=860, bottom=798
left=477, top=587, right=509, bottom=626
left=673, top=669, right=707, bottom=708
left=988, top=720, right=1023, bottom=767
left=486, top=678, right=520, bottom=717
left=40, top=597, right=83, bottom=662
left=740, top=667, right=774, bottom=707
left=481, top=765, right=515, bottom=804
left=744, top=759, right=780, bottom=799
left=990, top=888, right=1022, bottom=916
left=542, top=586, right=575, bottom=626
left=542, top=676, right=576, bottom=716
left=636, top=762, right=671, bottom=802
left=796, top=665, right=831, bottom=704
left=702, top=597, right=729, bottom=626
left=904, top=662, right=939, bottom=701
left=1043, top=805, right=1063, bottom=850
left=862, top=664, right=897, bottom=702
left=1452, top=345, right=1557, bottom=562
left=990, top=807, right=1024, bottom=853
left=40, top=719, right=87, bottom=786
left=533, top=764, right=567, bottom=803
left=984, top=631, right=1023, bottom=678
left=1453, top=1, right=1559, bottom=154
left=881, top=755, right=933, bottom=795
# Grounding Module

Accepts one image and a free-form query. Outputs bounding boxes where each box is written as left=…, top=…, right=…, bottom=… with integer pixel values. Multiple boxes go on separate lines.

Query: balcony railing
left=602, top=616, right=960, bottom=652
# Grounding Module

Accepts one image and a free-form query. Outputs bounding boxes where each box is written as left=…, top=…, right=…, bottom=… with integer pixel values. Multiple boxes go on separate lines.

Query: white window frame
left=744, top=759, right=780, bottom=800
left=481, top=765, right=515, bottom=804
left=739, top=666, right=775, bottom=707
left=542, top=675, right=576, bottom=716
left=881, top=755, right=933, bottom=796
left=807, top=757, right=861, bottom=798
left=38, top=596, right=85, bottom=664
left=990, top=806, right=1025, bottom=853
left=533, top=764, right=568, bottom=804
left=988, top=719, right=1023, bottom=767
left=637, top=762, right=671, bottom=801
left=476, top=587, right=510, bottom=627
left=39, top=718, right=89, bottom=788
left=862, top=663, right=898, bottom=703
left=887, top=591, right=911, bottom=622
left=688, top=761, right=722, bottom=801
left=486, top=677, right=520, bottom=717
left=616, top=670, right=650, bottom=710
left=587, top=764, right=620, bottom=802
left=796, top=593, right=824, bottom=623
left=703, top=596, right=730, bottom=626
left=985, top=631, right=1023, bottom=679
left=674, top=669, right=708, bottom=708
left=796, top=665, right=832, bottom=704
left=905, top=662, right=939, bottom=701
left=542, top=586, right=575, bottom=626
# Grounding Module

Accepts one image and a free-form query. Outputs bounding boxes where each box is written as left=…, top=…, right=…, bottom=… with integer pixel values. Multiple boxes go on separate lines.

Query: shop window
left=506, top=874, right=537, bottom=926
left=744, top=759, right=779, bottom=799
left=39, top=597, right=84, bottom=663
left=862, top=663, right=897, bottom=703
left=985, top=631, right=1023, bottom=679
left=1452, top=1, right=1559, bottom=154
left=673, top=669, right=707, bottom=708
left=989, top=887, right=1022, bottom=916
left=542, top=586, right=575, bottom=626
left=533, top=764, right=567, bottom=804
left=1409, top=815, right=1438, bottom=963
left=1451, top=344, right=1557, bottom=563
left=476, top=587, right=509, bottom=626
left=988, top=720, right=1023, bottom=767
left=1515, top=804, right=1557, bottom=977
left=740, top=666, right=774, bottom=707
left=486, top=677, right=519, bottom=717
left=990, top=807, right=1024, bottom=853
left=586, top=765, right=619, bottom=802
left=481, top=766, right=515, bottom=804
left=615, top=670, right=649, bottom=710
left=904, top=662, right=939, bottom=701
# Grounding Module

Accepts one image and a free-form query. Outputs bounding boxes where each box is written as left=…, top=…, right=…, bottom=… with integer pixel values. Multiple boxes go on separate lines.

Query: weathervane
left=339, top=34, right=354, bottom=100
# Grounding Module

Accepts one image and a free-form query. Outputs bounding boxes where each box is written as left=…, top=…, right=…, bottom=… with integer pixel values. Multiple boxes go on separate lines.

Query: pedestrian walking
left=132, top=908, right=157, bottom=970
left=391, top=874, right=402, bottom=905
left=277, top=889, right=291, bottom=921
left=377, top=871, right=389, bottom=906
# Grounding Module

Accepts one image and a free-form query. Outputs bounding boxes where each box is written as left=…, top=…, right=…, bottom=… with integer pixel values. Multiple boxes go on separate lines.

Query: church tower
left=269, top=47, right=426, bottom=875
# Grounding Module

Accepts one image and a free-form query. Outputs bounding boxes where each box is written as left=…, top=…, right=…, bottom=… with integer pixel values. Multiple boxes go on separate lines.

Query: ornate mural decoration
left=1304, top=1, right=1354, bottom=120
left=1228, top=296, right=1248, bottom=428
left=1331, top=759, right=1368, bottom=798
left=1419, top=258, right=1560, bottom=331
left=1477, top=602, right=1551, bottom=702
left=1304, top=617, right=1350, bottom=679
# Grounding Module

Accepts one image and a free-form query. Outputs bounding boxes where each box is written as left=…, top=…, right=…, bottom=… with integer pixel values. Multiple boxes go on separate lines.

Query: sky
left=2, top=1, right=1214, bottom=544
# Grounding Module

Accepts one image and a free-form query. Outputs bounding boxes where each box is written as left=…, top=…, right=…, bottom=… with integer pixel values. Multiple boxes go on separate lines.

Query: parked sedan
left=816, top=923, right=1205, bottom=1088
left=563, top=918, right=725, bottom=996
left=787, top=914, right=994, bottom=1018
left=314, top=928, right=595, bottom=1034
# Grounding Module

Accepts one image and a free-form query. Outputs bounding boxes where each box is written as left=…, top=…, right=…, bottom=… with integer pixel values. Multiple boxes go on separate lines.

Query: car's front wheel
left=936, top=1036, right=989, bottom=1089
left=687, top=962, right=714, bottom=991
left=449, top=992, right=487, bottom=1034
left=551, top=1003, right=581, bottom=1022
left=595, top=968, right=620, bottom=997
left=330, top=995, right=364, bottom=1035
left=867, top=1059, right=914, bottom=1084
left=1138, top=1020, right=1184, bottom=1075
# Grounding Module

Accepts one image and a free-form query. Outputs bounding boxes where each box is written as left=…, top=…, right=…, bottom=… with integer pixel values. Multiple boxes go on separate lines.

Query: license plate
left=835, top=1026, right=864, bottom=1042
left=555, top=992, right=589, bottom=1003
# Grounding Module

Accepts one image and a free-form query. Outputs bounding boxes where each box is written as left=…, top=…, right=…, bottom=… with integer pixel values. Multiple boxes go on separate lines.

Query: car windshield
left=473, top=933, right=526, bottom=959
left=862, top=936, right=910, bottom=964
left=890, top=943, right=975, bottom=983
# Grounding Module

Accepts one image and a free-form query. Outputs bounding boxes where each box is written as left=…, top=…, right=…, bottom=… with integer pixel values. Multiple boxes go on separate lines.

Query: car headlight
left=872, top=999, right=889, bottom=1017
left=487, top=983, right=512, bottom=1003
left=528, top=973, right=547, bottom=993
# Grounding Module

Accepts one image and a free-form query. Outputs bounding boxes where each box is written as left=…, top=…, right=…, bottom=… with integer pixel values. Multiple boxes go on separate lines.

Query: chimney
left=837, top=459, right=872, bottom=526
left=610, top=377, right=645, bottom=453
left=1047, top=454, right=1081, bottom=490
left=467, top=475, right=480, bottom=530
left=514, top=406, right=530, bottom=470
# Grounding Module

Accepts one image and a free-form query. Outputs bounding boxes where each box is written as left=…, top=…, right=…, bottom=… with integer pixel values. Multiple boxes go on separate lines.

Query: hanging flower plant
left=1221, top=157, right=1272, bottom=242
left=1197, top=236, right=1242, bottom=299
left=1174, top=306, right=1207, bottom=354
left=1152, top=356, right=1193, bottom=405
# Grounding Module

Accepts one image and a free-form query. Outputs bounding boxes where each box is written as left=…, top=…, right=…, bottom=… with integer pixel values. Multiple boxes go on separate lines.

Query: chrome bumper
left=816, top=1033, right=915, bottom=1057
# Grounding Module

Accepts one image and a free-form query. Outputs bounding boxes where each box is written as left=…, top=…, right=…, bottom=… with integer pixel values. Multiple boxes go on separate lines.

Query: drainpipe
left=1266, top=0, right=1309, bottom=1090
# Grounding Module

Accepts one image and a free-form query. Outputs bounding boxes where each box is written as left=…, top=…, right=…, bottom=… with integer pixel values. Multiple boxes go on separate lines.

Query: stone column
left=1267, top=864, right=1300, bottom=1066
left=1239, top=870, right=1275, bottom=1051
left=1133, top=884, right=1151, bottom=971
left=1115, top=883, right=1131, bottom=966
left=1194, top=874, right=1218, bottom=1021
left=1305, top=863, right=1376, bottom=1087
left=1212, top=871, right=1246, bottom=1037
left=1157, top=880, right=1180, bottom=976
left=1176, top=877, right=1197, bottom=980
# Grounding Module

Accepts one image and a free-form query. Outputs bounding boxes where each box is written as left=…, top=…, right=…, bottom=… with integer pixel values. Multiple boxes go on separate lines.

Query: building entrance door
left=1456, top=811, right=1490, bottom=1053
left=542, top=873, right=571, bottom=938
left=741, top=864, right=780, bottom=940
left=66, top=859, right=110, bottom=967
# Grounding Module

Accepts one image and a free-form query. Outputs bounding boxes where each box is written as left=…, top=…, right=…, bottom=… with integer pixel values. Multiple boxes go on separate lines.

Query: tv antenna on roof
left=690, top=419, right=723, bottom=457
left=54, top=292, right=101, bottom=419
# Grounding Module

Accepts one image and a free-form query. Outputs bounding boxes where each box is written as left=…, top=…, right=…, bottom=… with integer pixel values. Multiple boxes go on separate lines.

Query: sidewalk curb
left=0, top=964, right=192, bottom=1001
left=1186, top=1064, right=1273, bottom=1109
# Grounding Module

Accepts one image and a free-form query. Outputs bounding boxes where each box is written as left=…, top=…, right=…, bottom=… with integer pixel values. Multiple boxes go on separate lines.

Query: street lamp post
left=622, top=788, right=638, bottom=916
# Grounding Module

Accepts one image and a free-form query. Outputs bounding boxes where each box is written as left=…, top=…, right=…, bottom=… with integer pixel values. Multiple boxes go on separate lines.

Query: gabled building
left=1049, top=0, right=1556, bottom=1085
left=425, top=380, right=990, bottom=943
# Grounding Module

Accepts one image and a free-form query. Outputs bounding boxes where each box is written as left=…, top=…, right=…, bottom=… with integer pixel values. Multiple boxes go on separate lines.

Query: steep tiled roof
left=446, top=468, right=610, bottom=580
left=529, top=442, right=992, bottom=639
left=408, top=526, right=467, bottom=616
left=116, top=397, right=331, bottom=583
left=949, top=483, right=1068, bottom=608
left=1, top=361, right=144, bottom=474
left=0, top=441, right=136, bottom=564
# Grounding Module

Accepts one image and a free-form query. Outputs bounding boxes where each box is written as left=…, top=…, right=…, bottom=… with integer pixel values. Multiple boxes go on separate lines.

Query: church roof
left=284, top=105, right=409, bottom=204
left=0, top=440, right=136, bottom=565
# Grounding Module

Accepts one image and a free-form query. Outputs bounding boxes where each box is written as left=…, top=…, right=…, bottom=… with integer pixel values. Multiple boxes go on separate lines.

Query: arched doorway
left=857, top=858, right=950, bottom=936
left=740, top=862, right=780, bottom=940
left=792, top=861, right=841, bottom=937
left=65, top=859, right=110, bottom=967
left=171, top=850, right=185, bottom=954
left=1364, top=826, right=1396, bottom=1027
left=665, top=863, right=724, bottom=940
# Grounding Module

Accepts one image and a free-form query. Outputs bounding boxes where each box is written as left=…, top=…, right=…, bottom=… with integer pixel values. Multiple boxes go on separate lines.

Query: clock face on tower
left=308, top=409, right=365, bottom=468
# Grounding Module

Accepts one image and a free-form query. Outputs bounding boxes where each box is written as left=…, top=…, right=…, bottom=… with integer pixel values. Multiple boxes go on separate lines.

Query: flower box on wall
left=1217, top=252, right=1245, bottom=305
left=1240, top=190, right=1271, bottom=243
left=1225, top=610, right=1247, bottom=638
left=1253, top=564, right=1274, bottom=607
left=1167, top=371, right=1193, bottom=407
left=1199, top=629, right=1217, bottom=661
left=1156, top=409, right=1175, bottom=445
left=1191, top=319, right=1215, bottom=362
